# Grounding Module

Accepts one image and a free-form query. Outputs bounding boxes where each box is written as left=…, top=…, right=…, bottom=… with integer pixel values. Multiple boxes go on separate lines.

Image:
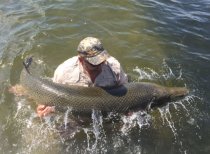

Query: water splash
left=133, top=59, right=183, bottom=81
left=158, top=106, right=178, bottom=138
left=161, top=59, right=176, bottom=80
left=89, top=110, right=107, bottom=153
left=133, top=66, right=160, bottom=81
left=64, top=107, right=72, bottom=129
left=91, top=110, right=103, bottom=141
left=121, top=110, right=151, bottom=135
left=81, top=110, right=107, bottom=153
left=14, top=99, right=25, bottom=118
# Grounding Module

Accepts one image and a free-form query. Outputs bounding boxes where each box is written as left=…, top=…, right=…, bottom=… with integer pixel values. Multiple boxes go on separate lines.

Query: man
left=37, top=37, right=128, bottom=117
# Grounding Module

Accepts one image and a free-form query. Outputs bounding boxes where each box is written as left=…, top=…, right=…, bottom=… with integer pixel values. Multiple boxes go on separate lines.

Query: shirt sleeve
left=52, top=56, right=79, bottom=84
left=106, top=57, right=128, bottom=85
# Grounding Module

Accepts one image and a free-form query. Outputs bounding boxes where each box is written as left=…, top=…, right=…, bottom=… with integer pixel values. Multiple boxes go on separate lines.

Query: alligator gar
left=20, top=58, right=189, bottom=114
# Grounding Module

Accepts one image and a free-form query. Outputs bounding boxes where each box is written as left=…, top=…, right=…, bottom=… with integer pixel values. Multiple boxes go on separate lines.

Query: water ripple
left=0, top=0, right=210, bottom=153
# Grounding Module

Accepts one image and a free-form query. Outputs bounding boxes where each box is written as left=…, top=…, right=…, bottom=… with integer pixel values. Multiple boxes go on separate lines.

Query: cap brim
left=85, top=50, right=109, bottom=65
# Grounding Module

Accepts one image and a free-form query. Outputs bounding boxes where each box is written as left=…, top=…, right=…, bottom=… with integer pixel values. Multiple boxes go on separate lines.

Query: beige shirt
left=53, top=56, right=128, bottom=87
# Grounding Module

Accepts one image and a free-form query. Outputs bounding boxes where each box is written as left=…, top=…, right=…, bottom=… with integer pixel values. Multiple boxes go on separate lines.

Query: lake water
left=0, top=0, right=210, bottom=154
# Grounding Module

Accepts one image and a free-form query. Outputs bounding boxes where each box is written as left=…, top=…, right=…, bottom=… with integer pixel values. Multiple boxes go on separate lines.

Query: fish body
left=20, top=58, right=189, bottom=114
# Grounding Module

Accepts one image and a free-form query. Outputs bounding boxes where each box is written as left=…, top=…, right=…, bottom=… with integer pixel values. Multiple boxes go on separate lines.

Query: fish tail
left=23, top=57, right=33, bottom=74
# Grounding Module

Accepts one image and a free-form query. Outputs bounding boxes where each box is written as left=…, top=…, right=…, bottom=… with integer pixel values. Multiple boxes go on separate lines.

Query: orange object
left=36, top=105, right=55, bottom=117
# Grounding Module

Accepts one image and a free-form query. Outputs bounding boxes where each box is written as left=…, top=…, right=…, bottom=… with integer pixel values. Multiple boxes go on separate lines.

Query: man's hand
left=36, top=105, right=55, bottom=118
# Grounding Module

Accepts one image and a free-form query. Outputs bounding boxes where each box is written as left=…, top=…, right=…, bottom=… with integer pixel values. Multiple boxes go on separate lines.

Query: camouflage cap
left=77, top=37, right=109, bottom=65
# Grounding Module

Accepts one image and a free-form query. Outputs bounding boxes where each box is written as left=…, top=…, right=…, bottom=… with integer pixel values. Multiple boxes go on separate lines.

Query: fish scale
left=20, top=64, right=189, bottom=114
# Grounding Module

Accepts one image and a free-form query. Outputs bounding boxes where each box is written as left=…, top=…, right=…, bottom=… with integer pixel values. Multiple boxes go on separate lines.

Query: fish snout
left=169, top=87, right=189, bottom=100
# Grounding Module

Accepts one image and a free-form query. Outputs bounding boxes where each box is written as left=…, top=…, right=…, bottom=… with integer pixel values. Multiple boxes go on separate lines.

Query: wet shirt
left=53, top=56, right=128, bottom=87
